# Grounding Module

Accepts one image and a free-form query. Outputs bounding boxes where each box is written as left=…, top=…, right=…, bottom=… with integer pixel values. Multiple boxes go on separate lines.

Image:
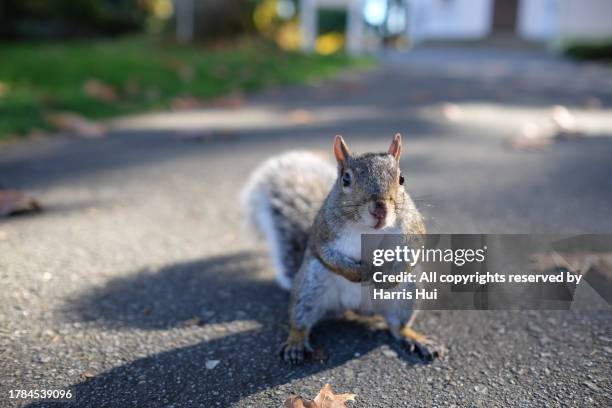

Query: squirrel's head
left=332, top=134, right=405, bottom=230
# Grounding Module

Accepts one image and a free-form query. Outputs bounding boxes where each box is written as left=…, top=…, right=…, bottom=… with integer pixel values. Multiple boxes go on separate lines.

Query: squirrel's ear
left=388, top=133, right=402, bottom=161
left=333, top=135, right=351, bottom=163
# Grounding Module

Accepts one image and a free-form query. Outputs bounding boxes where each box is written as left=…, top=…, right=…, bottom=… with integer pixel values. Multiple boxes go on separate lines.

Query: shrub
left=0, top=0, right=147, bottom=40
left=563, top=39, right=612, bottom=61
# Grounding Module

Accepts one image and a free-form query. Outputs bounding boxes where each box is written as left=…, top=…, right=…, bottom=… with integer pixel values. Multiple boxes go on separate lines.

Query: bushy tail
left=241, top=151, right=336, bottom=290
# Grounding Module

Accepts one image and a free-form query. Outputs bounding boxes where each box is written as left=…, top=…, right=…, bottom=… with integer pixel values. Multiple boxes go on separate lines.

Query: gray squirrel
left=242, top=134, right=445, bottom=364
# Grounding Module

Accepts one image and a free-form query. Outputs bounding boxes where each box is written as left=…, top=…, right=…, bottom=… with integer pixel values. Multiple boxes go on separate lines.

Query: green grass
left=0, top=36, right=372, bottom=140
left=562, top=38, right=612, bottom=61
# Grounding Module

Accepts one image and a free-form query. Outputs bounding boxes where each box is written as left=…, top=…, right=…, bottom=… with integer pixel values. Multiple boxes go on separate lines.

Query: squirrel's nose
left=369, top=200, right=387, bottom=219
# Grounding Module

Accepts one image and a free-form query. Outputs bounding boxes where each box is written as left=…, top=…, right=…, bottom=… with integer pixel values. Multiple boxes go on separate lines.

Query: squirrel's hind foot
left=399, top=326, right=447, bottom=361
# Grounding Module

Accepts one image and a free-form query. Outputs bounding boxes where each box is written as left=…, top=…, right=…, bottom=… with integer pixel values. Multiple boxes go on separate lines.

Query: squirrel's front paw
left=280, top=342, right=313, bottom=364
left=280, top=327, right=313, bottom=364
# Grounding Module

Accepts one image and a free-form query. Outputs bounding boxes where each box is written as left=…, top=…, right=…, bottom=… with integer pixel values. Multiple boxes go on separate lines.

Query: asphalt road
left=1, top=47, right=611, bottom=407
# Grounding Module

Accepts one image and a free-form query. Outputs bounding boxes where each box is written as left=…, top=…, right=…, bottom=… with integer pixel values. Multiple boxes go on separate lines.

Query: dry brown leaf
left=208, top=92, right=245, bottom=109
left=81, top=370, right=96, bottom=380
left=288, top=109, right=315, bottom=125
left=529, top=251, right=612, bottom=279
left=46, top=112, right=106, bottom=138
left=284, top=395, right=317, bottom=408
left=0, top=82, right=8, bottom=97
left=284, top=384, right=356, bottom=408
left=314, top=384, right=356, bottom=408
left=84, top=79, right=118, bottom=102
left=0, top=191, right=42, bottom=217
left=170, top=96, right=204, bottom=111
left=183, top=317, right=203, bottom=327
left=26, top=129, right=50, bottom=140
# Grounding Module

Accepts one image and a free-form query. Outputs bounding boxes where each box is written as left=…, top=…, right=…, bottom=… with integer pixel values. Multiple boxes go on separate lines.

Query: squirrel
left=242, top=134, right=445, bottom=364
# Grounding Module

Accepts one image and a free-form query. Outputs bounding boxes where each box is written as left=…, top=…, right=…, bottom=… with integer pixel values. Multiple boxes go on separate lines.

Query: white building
left=300, top=0, right=612, bottom=53
left=409, top=0, right=612, bottom=43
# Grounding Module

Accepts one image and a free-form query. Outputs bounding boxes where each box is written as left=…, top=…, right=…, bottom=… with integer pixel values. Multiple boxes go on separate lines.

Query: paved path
left=1, top=47, right=611, bottom=407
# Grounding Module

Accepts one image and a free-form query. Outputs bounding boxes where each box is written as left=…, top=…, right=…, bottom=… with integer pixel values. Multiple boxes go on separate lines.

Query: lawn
left=0, top=36, right=372, bottom=140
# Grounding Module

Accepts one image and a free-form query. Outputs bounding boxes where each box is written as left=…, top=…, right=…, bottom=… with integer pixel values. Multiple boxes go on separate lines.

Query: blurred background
left=1, top=1, right=612, bottom=407
left=1, top=0, right=612, bottom=140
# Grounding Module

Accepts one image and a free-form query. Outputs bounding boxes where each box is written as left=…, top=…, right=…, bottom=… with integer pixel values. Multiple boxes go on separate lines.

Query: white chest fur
left=327, top=223, right=402, bottom=311
left=330, top=223, right=402, bottom=261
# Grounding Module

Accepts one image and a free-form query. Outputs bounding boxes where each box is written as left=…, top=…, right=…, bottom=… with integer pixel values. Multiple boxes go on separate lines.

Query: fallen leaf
left=26, top=129, right=50, bottom=140
left=171, top=96, right=203, bottom=111
left=0, top=191, right=42, bottom=217
left=0, top=82, right=8, bottom=97
left=314, top=384, right=356, bottom=408
left=84, top=79, right=118, bottom=102
left=183, top=317, right=203, bottom=327
left=288, top=109, right=315, bottom=125
left=284, top=384, right=356, bottom=408
left=208, top=92, right=245, bottom=109
left=81, top=370, right=96, bottom=380
left=46, top=112, right=106, bottom=138
left=284, top=395, right=316, bottom=408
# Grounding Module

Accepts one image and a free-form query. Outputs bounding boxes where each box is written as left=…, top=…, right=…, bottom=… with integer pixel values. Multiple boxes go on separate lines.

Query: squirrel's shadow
left=64, top=251, right=287, bottom=330
left=42, top=252, right=426, bottom=407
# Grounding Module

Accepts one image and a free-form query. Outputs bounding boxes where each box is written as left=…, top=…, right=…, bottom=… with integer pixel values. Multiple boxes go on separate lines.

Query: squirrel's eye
left=399, top=174, right=404, bottom=185
left=342, top=172, right=352, bottom=187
